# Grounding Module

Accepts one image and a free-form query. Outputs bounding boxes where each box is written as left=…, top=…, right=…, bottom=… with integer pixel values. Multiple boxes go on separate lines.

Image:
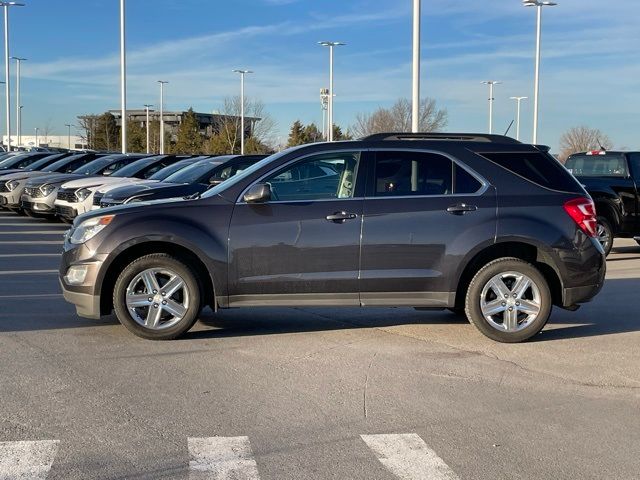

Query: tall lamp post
left=10, top=56, right=24, bottom=146
left=143, top=104, right=153, bottom=154
left=412, top=0, right=421, bottom=133
left=2, top=2, right=25, bottom=152
left=65, top=123, right=72, bottom=151
left=34, top=126, right=37, bottom=146
left=523, top=0, right=557, bottom=144
left=119, top=0, right=127, bottom=153
left=320, top=88, right=329, bottom=140
left=232, top=69, right=252, bottom=155
left=481, top=80, right=501, bottom=134
left=157, top=80, right=168, bottom=154
left=318, top=41, right=345, bottom=142
left=509, top=96, right=528, bottom=141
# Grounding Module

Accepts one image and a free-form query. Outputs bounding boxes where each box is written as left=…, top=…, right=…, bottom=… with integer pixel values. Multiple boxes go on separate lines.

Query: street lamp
left=157, top=80, right=168, bottom=154
left=481, top=81, right=501, bottom=134
left=509, top=96, right=528, bottom=141
left=65, top=123, right=72, bottom=151
left=412, top=0, right=421, bottom=133
left=120, top=0, right=127, bottom=153
left=10, top=56, right=24, bottom=146
left=523, top=0, right=557, bottom=144
left=144, top=104, right=153, bottom=154
left=1, top=2, right=25, bottom=151
left=320, top=88, right=329, bottom=140
left=232, top=69, right=253, bottom=155
left=318, top=41, right=345, bottom=142
left=34, top=126, right=38, bottom=146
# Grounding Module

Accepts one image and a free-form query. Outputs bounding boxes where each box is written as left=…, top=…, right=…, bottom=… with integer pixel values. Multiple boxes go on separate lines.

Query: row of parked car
left=0, top=151, right=266, bottom=223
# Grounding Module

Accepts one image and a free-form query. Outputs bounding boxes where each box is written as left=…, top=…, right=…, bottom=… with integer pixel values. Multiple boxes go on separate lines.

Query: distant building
left=79, top=110, right=260, bottom=143
left=2, top=135, right=88, bottom=150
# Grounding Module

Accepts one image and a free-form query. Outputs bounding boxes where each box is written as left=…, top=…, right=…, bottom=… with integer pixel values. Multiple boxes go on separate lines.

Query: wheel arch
left=98, top=240, right=217, bottom=316
left=453, top=240, right=563, bottom=309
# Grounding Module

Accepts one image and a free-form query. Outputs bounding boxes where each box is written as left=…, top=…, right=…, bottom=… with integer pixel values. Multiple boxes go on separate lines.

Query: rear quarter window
left=479, top=151, right=581, bottom=192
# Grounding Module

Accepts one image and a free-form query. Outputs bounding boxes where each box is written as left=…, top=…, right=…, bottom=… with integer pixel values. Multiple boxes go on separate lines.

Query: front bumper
left=60, top=243, right=107, bottom=319
left=60, top=280, right=101, bottom=319
left=0, top=191, right=20, bottom=208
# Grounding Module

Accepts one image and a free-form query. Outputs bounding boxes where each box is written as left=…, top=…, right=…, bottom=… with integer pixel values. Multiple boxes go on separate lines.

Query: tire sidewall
left=465, top=258, right=552, bottom=343
left=596, top=216, right=613, bottom=256
left=113, top=254, right=201, bottom=340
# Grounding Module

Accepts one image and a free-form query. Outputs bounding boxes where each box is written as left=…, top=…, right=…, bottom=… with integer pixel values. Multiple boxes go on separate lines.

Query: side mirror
left=243, top=183, right=271, bottom=203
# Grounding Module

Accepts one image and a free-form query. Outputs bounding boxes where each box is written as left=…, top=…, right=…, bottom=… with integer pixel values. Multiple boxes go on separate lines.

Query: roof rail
left=360, top=132, right=521, bottom=144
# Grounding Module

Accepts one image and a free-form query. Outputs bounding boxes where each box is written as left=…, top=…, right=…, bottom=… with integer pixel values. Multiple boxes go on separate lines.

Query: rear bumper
left=563, top=282, right=603, bottom=306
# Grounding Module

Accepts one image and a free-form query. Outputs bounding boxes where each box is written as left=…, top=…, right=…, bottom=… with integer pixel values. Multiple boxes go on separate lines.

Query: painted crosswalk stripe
left=188, top=437, right=260, bottom=480
left=361, top=434, right=459, bottom=480
left=0, top=440, right=59, bottom=479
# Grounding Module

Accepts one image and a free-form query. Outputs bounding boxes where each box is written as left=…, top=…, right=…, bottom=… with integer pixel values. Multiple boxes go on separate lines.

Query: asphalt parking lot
left=0, top=209, right=639, bottom=479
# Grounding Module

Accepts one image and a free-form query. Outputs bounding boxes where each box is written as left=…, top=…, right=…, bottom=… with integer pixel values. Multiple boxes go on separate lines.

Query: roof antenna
left=597, top=138, right=606, bottom=151
left=503, top=120, right=514, bottom=137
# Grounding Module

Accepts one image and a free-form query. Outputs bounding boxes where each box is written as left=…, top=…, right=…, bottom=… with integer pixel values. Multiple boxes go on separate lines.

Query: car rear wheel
left=465, top=257, right=551, bottom=343
left=113, top=253, right=202, bottom=340
left=595, top=216, right=613, bottom=256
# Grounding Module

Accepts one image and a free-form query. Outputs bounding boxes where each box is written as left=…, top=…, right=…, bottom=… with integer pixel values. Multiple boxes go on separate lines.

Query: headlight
left=69, top=215, right=115, bottom=244
left=75, top=188, right=92, bottom=202
left=40, top=184, right=56, bottom=196
left=6, top=180, right=20, bottom=191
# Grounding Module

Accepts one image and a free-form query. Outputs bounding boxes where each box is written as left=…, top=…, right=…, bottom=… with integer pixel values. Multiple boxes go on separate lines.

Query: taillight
left=563, top=197, right=597, bottom=237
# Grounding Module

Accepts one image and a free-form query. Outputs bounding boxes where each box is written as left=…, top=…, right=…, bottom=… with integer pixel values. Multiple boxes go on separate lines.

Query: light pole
left=232, top=69, right=253, bottom=155
left=509, top=96, right=528, bottom=141
left=10, top=56, right=24, bottom=146
left=120, top=0, right=127, bottom=153
left=2, top=2, right=24, bottom=151
left=157, top=80, right=168, bottom=154
left=318, top=41, right=345, bottom=142
left=65, top=123, right=72, bottom=150
left=481, top=81, right=501, bottom=134
left=144, top=104, right=153, bottom=154
left=523, top=0, right=557, bottom=144
left=412, top=0, right=421, bottom=133
left=320, top=88, right=329, bottom=140
left=34, top=126, right=37, bottom=146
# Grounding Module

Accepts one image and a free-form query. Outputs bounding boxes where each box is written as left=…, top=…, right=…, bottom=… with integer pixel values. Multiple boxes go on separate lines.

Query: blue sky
left=10, top=0, right=640, bottom=150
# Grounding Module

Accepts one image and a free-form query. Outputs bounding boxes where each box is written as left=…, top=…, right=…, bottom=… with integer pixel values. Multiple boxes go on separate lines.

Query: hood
left=24, top=173, right=83, bottom=187
left=60, top=175, right=128, bottom=190
left=102, top=181, right=187, bottom=201
left=75, top=196, right=191, bottom=224
left=97, top=178, right=159, bottom=194
left=0, top=171, right=33, bottom=182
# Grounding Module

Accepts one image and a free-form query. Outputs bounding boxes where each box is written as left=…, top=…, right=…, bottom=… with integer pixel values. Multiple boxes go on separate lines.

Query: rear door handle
left=446, top=203, right=478, bottom=215
left=326, top=211, right=358, bottom=223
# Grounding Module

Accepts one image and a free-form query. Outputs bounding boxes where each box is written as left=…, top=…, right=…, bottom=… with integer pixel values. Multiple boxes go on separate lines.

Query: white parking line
left=188, top=437, right=261, bottom=480
left=361, top=434, right=459, bottom=480
left=0, top=294, right=62, bottom=299
left=0, top=231, right=65, bottom=235
left=0, top=254, right=60, bottom=258
left=0, top=241, right=62, bottom=245
left=0, top=270, right=58, bottom=275
left=0, top=440, right=59, bottom=479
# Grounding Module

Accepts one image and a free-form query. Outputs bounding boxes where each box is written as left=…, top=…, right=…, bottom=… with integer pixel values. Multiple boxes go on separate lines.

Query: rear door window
left=480, top=151, right=581, bottom=192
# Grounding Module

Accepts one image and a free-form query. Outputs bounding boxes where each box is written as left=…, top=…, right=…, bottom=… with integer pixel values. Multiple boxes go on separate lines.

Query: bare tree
left=352, top=98, right=448, bottom=138
left=559, top=126, right=613, bottom=162
left=212, top=96, right=277, bottom=154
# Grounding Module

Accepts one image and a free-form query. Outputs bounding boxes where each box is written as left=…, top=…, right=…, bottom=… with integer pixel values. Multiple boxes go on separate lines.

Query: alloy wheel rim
left=125, top=268, right=189, bottom=330
left=480, top=271, right=542, bottom=333
left=596, top=223, right=611, bottom=251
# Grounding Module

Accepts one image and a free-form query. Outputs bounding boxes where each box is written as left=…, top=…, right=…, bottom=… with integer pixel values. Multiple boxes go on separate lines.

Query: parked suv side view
left=60, top=133, right=606, bottom=343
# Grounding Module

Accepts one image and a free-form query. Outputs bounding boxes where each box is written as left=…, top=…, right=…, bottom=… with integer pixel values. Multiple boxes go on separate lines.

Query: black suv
left=565, top=150, right=640, bottom=255
left=60, top=133, right=605, bottom=343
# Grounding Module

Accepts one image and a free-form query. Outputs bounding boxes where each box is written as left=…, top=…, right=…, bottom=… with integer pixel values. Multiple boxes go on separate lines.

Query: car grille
left=93, top=192, right=104, bottom=206
left=55, top=205, right=77, bottom=218
left=21, top=200, right=33, bottom=210
left=57, top=188, right=76, bottom=203
left=0, top=196, right=6, bottom=205
left=0, top=183, right=8, bottom=193
left=100, top=200, right=121, bottom=208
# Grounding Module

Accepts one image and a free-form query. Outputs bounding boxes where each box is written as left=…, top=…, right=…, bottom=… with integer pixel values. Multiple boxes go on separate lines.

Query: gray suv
left=60, top=134, right=605, bottom=342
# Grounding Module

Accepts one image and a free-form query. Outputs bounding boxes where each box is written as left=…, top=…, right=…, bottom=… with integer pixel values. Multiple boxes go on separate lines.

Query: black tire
left=113, top=253, right=202, bottom=340
left=596, top=216, right=614, bottom=256
left=465, top=257, right=552, bottom=343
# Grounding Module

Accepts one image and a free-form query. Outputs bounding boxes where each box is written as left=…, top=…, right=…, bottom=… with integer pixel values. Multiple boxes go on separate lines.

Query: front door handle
left=326, top=211, right=358, bottom=223
left=446, top=203, right=478, bottom=215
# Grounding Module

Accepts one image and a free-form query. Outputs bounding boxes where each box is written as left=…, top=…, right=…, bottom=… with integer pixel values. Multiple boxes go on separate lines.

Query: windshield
left=202, top=149, right=294, bottom=198
left=149, top=159, right=198, bottom=180
left=163, top=159, right=226, bottom=184
left=43, top=154, right=90, bottom=173
left=565, top=154, right=628, bottom=177
left=24, top=154, right=65, bottom=171
left=0, top=154, right=43, bottom=170
left=111, top=157, right=160, bottom=178
left=73, top=156, right=123, bottom=175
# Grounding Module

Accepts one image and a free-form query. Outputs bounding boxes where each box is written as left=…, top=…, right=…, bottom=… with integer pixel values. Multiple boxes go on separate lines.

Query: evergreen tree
left=287, top=120, right=306, bottom=147
left=126, top=120, right=146, bottom=153
left=303, top=123, right=323, bottom=143
left=92, top=113, right=119, bottom=152
left=173, top=108, right=204, bottom=154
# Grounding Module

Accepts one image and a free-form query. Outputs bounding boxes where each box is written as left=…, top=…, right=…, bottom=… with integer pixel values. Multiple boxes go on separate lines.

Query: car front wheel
left=465, top=257, right=551, bottom=343
left=113, top=253, right=202, bottom=340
